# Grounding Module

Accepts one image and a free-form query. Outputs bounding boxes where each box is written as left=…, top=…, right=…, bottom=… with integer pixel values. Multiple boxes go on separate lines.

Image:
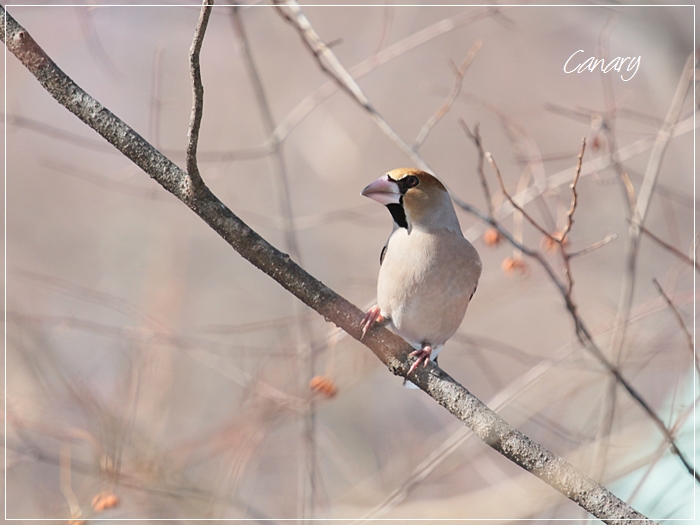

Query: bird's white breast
left=377, top=227, right=481, bottom=349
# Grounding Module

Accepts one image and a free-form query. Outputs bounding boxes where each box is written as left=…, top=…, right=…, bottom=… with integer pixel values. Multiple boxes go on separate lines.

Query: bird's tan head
left=361, top=168, right=460, bottom=233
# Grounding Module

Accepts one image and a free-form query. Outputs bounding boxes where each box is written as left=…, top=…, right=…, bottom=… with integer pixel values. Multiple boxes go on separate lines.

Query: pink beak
left=361, top=175, right=401, bottom=206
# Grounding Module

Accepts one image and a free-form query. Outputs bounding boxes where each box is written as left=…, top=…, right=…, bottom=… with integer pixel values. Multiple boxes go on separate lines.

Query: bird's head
left=361, top=168, right=461, bottom=233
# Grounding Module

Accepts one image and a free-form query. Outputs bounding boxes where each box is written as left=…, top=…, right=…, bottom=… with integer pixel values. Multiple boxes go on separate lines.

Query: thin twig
left=1, top=6, right=657, bottom=521
left=186, top=0, right=214, bottom=187
left=568, top=233, right=617, bottom=259
left=413, top=39, right=482, bottom=149
left=560, top=137, right=586, bottom=242
left=639, top=224, right=700, bottom=272
left=460, top=120, right=494, bottom=219
left=486, top=152, right=557, bottom=242
left=652, top=278, right=698, bottom=374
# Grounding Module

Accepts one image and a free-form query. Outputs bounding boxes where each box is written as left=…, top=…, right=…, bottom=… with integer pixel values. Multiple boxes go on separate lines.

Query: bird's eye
left=404, top=175, right=419, bottom=188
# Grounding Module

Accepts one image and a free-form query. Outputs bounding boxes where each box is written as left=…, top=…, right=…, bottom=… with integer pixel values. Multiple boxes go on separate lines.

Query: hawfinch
left=360, top=168, right=482, bottom=387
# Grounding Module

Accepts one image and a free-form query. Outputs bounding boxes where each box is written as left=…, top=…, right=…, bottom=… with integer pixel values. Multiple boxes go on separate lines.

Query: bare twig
left=639, top=224, right=700, bottom=272
left=186, top=0, right=214, bottom=187
left=460, top=121, right=494, bottom=218
left=413, top=39, right=482, bottom=149
left=560, top=137, right=586, bottom=242
left=1, top=6, right=656, bottom=522
left=486, top=152, right=557, bottom=242
left=568, top=233, right=617, bottom=259
left=652, top=278, right=698, bottom=374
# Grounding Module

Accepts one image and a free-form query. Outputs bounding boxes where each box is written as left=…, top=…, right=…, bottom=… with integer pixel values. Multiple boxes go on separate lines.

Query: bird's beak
left=361, top=175, right=401, bottom=206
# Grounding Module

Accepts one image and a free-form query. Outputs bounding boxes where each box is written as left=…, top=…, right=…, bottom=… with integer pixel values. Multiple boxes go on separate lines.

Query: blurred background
left=4, top=1, right=697, bottom=522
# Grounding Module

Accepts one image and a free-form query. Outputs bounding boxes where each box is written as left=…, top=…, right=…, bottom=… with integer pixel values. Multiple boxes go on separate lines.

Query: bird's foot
left=360, top=305, right=384, bottom=340
left=408, top=344, right=433, bottom=376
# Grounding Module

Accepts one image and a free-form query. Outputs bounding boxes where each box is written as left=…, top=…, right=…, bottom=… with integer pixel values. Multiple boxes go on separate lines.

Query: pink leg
left=360, top=305, right=384, bottom=340
left=408, top=344, right=433, bottom=376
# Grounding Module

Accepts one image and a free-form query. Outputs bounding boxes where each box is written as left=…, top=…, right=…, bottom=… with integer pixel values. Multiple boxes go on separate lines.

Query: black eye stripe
left=404, top=175, right=419, bottom=188
left=387, top=174, right=420, bottom=194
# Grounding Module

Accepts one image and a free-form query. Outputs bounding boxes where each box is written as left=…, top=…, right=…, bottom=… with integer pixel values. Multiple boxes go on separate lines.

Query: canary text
left=563, top=50, right=640, bottom=81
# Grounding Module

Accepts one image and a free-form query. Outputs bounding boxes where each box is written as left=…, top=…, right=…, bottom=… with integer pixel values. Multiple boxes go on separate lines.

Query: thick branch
left=2, top=6, right=653, bottom=523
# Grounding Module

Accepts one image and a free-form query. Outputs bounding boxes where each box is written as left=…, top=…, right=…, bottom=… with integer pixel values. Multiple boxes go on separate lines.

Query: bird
left=359, top=168, right=482, bottom=387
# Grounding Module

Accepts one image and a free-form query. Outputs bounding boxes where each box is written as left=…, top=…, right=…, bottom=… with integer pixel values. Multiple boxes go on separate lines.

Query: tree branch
left=186, top=0, right=214, bottom=185
left=413, top=39, right=481, bottom=149
left=477, top=132, right=698, bottom=483
left=1, top=5, right=655, bottom=523
left=652, top=278, right=698, bottom=374
left=639, top=224, right=699, bottom=272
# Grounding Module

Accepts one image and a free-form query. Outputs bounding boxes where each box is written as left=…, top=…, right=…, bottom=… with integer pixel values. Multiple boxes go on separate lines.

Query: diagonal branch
left=1, top=5, right=655, bottom=522
left=639, top=224, right=700, bottom=272
left=413, top=39, right=482, bottom=149
left=652, top=278, right=698, bottom=374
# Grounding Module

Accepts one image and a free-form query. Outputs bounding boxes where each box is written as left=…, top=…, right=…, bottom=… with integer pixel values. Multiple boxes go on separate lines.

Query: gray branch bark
left=1, top=5, right=654, bottom=523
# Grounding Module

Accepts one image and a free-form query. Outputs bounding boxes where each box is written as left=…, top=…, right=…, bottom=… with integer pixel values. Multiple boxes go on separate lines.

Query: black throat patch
left=386, top=203, right=408, bottom=229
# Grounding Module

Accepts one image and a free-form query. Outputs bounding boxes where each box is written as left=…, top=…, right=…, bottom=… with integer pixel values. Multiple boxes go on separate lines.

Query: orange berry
left=92, top=491, right=119, bottom=512
left=501, top=256, right=529, bottom=276
left=309, top=375, right=338, bottom=398
left=482, top=227, right=502, bottom=247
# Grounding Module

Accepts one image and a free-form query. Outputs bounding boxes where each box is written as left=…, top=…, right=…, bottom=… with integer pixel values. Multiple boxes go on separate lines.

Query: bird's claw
left=408, top=345, right=433, bottom=376
left=360, top=305, right=384, bottom=340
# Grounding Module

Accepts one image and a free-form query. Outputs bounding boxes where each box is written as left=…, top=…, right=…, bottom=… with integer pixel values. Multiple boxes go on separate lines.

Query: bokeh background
left=4, top=1, right=697, bottom=522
